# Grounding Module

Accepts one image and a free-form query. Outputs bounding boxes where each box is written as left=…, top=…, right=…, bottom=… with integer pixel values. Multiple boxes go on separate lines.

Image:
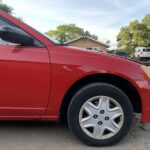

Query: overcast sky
left=3, top=0, right=150, bottom=43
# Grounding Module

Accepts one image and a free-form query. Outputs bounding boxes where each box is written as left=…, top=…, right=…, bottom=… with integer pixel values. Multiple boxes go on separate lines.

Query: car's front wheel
left=68, top=83, right=133, bottom=146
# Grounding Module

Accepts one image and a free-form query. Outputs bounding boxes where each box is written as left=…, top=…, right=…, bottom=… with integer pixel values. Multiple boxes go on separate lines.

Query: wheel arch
left=60, top=73, right=142, bottom=123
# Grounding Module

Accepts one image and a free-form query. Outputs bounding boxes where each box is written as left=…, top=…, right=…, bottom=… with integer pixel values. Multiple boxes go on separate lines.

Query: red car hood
left=64, top=46, right=141, bottom=65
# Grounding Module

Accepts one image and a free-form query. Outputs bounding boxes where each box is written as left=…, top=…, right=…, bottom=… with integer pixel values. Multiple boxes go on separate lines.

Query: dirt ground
left=0, top=114, right=149, bottom=150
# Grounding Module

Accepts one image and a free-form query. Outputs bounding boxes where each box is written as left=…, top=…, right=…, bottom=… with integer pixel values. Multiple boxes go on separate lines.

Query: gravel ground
left=0, top=115, right=149, bottom=150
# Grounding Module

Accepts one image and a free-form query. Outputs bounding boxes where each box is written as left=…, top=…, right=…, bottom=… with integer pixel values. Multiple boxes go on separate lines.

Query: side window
left=93, top=47, right=101, bottom=52
left=86, top=48, right=93, bottom=50
left=0, top=17, right=15, bottom=45
left=0, top=17, right=44, bottom=47
left=138, top=49, right=141, bottom=52
left=0, top=17, right=16, bottom=27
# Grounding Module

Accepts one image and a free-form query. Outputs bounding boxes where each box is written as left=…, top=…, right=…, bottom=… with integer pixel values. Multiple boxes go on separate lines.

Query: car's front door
left=0, top=15, right=51, bottom=119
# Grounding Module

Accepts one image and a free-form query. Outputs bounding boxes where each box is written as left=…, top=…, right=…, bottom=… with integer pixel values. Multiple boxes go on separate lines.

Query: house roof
left=65, top=36, right=110, bottom=47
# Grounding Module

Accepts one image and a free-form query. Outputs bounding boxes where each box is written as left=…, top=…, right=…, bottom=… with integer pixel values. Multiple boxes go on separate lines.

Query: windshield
left=39, top=32, right=60, bottom=44
left=143, top=49, right=150, bottom=52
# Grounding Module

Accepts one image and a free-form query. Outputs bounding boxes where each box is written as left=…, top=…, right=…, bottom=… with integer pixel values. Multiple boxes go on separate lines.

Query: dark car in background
left=107, top=50, right=130, bottom=58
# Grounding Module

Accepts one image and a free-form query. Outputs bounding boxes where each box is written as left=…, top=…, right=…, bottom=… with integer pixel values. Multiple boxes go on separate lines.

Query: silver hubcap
left=79, top=96, right=124, bottom=140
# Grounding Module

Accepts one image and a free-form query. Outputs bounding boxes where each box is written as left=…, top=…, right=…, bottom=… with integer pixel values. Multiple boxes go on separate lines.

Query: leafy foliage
left=0, top=0, right=13, bottom=14
left=0, top=1, right=23, bottom=21
left=117, top=14, right=150, bottom=54
left=84, top=30, right=98, bottom=40
left=46, top=24, right=98, bottom=44
left=142, top=14, right=150, bottom=27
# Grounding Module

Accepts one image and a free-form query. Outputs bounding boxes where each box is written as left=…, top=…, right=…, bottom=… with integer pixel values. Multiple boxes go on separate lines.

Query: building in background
left=65, top=36, right=109, bottom=52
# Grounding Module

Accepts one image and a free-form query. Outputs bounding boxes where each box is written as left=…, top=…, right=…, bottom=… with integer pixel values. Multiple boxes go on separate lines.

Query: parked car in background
left=107, top=50, right=130, bottom=58
left=134, top=47, right=150, bottom=61
left=1, top=11, right=150, bottom=147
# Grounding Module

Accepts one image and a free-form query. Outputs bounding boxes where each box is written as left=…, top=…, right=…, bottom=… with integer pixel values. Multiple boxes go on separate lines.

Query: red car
left=0, top=11, right=150, bottom=146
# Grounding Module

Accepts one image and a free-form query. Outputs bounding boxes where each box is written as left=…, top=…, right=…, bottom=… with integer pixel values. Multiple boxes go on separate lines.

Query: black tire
left=68, top=83, right=133, bottom=146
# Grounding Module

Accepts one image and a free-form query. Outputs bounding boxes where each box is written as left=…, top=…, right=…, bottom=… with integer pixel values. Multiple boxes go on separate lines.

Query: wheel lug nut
left=100, top=110, right=105, bottom=114
left=98, top=121, right=103, bottom=125
left=105, top=117, right=109, bottom=121
left=93, top=115, right=98, bottom=119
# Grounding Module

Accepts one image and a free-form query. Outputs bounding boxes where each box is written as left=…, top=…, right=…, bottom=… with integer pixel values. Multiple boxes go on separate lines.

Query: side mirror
left=0, top=25, right=34, bottom=46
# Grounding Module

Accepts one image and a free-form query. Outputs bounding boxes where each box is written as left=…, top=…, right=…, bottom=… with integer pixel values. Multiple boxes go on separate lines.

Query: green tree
left=46, top=24, right=98, bottom=44
left=0, top=0, right=23, bottom=21
left=142, top=14, right=150, bottom=27
left=0, top=0, right=13, bottom=14
left=84, top=30, right=98, bottom=40
left=117, top=14, right=150, bottom=54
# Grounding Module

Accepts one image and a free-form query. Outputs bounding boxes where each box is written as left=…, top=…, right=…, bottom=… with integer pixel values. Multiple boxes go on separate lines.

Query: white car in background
left=134, top=47, right=150, bottom=61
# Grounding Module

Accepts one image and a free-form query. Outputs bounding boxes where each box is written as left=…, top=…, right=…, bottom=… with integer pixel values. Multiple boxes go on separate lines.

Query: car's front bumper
left=135, top=69, right=150, bottom=123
